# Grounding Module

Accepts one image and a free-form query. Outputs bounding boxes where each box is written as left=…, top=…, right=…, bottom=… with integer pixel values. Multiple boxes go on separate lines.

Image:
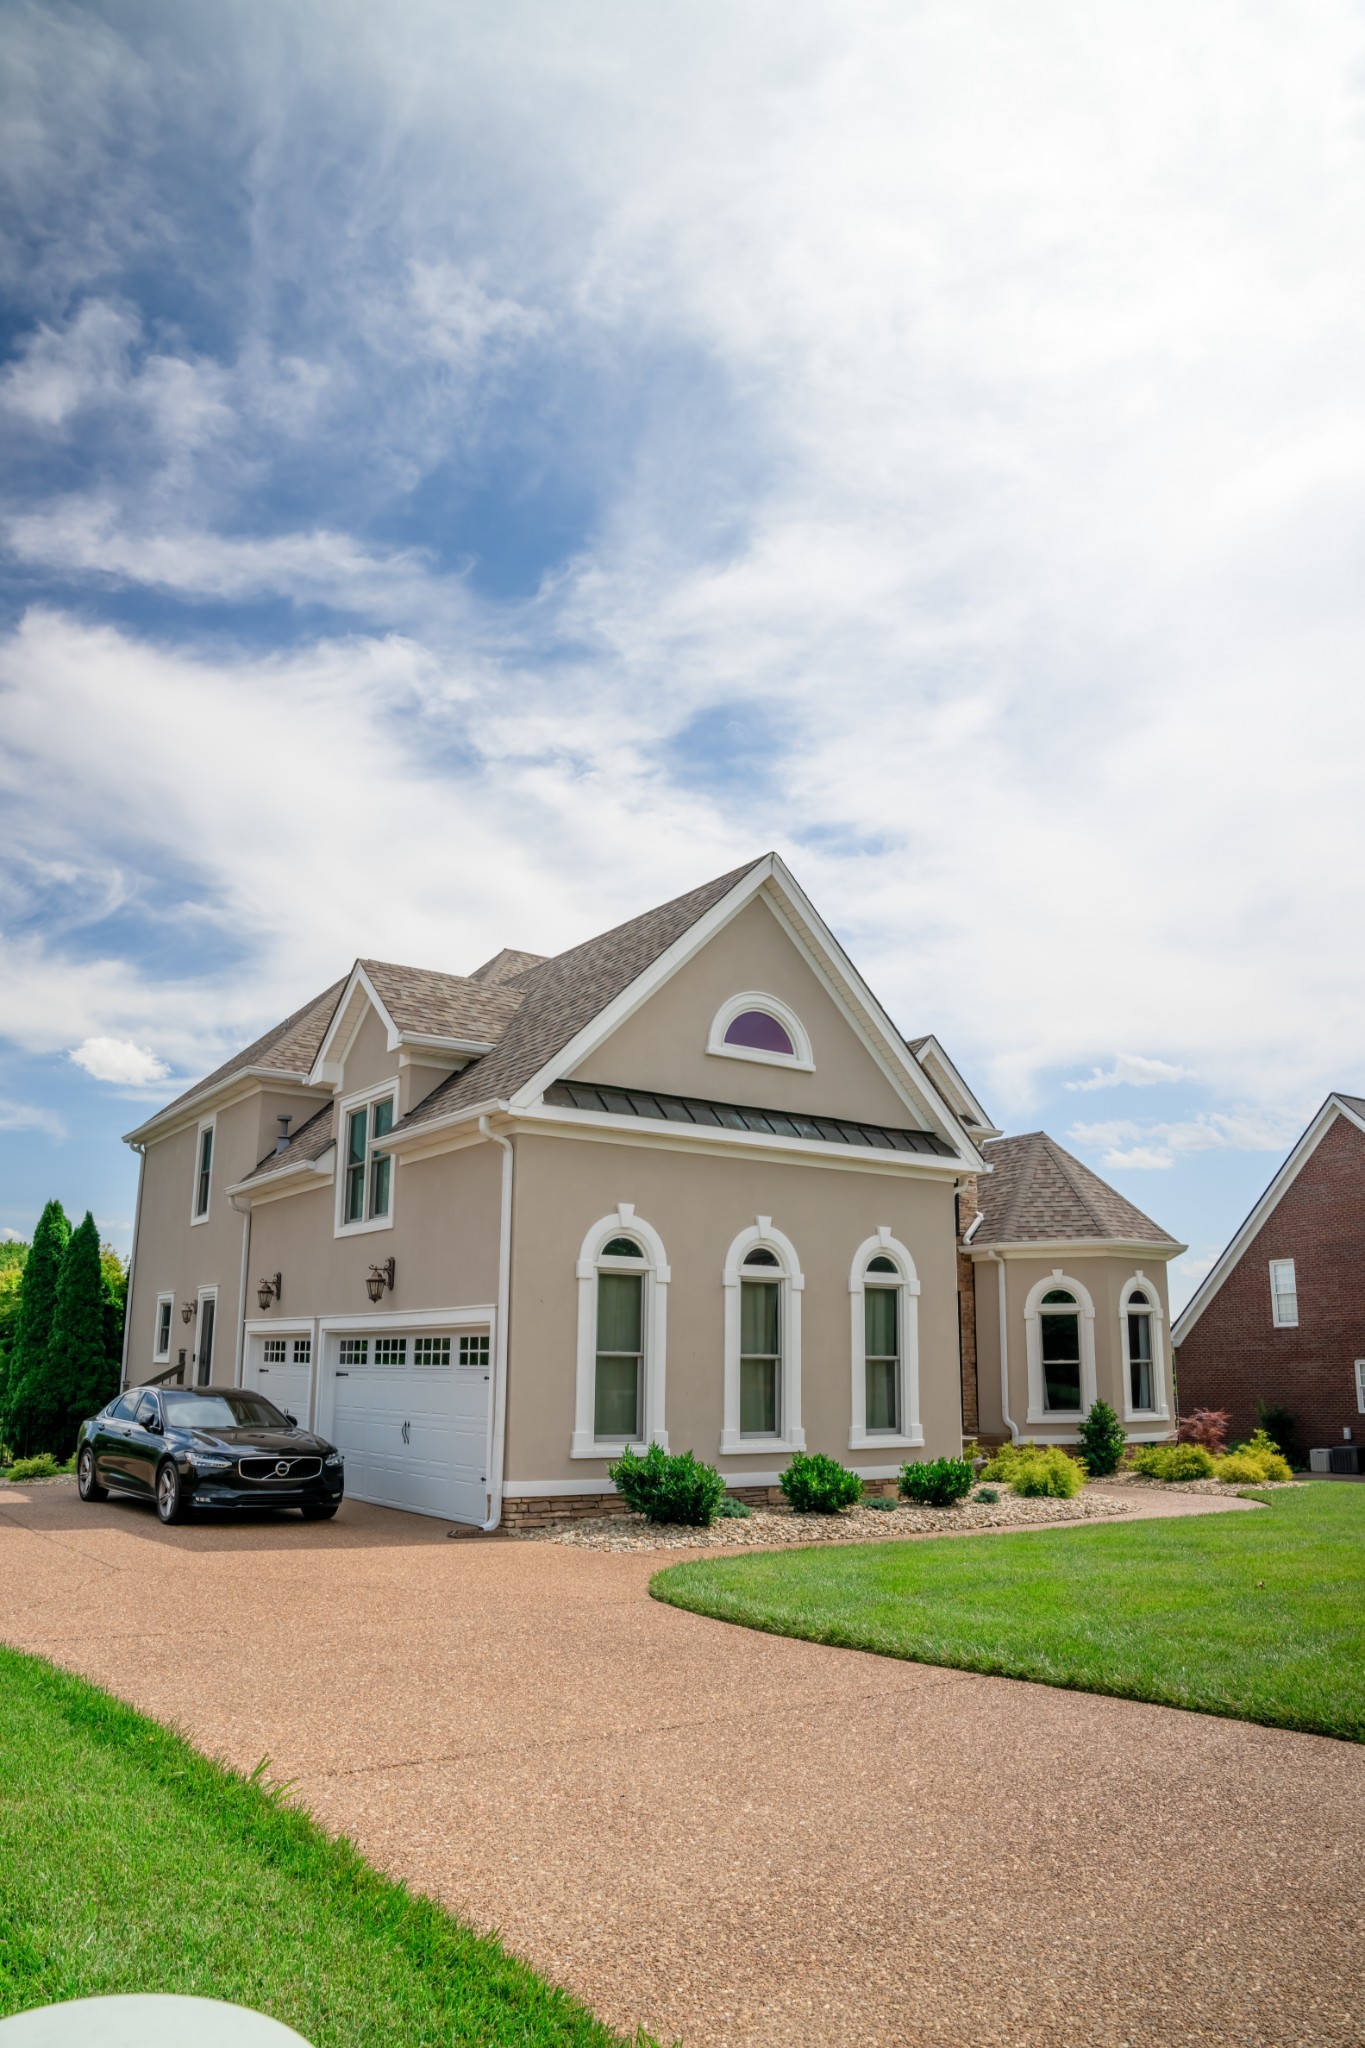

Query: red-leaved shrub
left=1177, top=1408, right=1231, bottom=1455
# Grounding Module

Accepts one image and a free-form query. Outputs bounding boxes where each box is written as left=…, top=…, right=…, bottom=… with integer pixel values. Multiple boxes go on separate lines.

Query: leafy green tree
left=4, top=1203, right=69, bottom=1456
left=0, top=1241, right=29, bottom=1458
left=49, top=1213, right=119, bottom=1455
left=100, top=1243, right=128, bottom=1377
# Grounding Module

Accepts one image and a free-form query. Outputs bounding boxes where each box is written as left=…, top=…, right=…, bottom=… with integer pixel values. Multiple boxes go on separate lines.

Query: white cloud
left=0, top=1100, right=66, bottom=1141
left=1069, top=1108, right=1303, bottom=1171
left=69, top=1036, right=170, bottom=1086
left=1066, top=1056, right=1195, bottom=1093
left=0, top=1226, right=25, bottom=1241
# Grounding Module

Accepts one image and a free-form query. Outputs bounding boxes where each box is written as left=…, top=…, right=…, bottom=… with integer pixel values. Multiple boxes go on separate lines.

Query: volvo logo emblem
left=275, top=1460, right=289, bottom=1476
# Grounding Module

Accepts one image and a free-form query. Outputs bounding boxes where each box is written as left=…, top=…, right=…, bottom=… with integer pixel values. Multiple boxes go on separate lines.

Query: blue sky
left=3, top=0, right=1364, bottom=1307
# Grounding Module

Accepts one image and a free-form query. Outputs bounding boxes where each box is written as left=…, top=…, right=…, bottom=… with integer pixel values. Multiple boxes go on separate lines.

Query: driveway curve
left=0, top=1481, right=1359, bottom=2047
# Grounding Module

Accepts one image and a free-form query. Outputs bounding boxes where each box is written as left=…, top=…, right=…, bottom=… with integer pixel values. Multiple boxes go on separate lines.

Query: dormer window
left=707, top=993, right=814, bottom=1071
left=336, top=1087, right=397, bottom=1235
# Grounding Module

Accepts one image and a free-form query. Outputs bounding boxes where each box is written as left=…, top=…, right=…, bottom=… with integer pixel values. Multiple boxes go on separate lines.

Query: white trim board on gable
left=1171, top=1093, right=1365, bottom=1345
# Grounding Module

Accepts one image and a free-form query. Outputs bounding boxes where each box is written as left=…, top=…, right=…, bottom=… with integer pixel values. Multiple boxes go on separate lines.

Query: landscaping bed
left=1096, top=1470, right=1304, bottom=1498
left=514, top=1485, right=1134, bottom=1552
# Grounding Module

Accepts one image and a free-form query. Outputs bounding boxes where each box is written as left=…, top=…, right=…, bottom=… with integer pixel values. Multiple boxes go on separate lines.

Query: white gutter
left=989, top=1249, right=1021, bottom=1443
left=119, top=1143, right=146, bottom=1392
left=478, top=1111, right=514, bottom=1533
left=229, top=1192, right=252, bottom=1387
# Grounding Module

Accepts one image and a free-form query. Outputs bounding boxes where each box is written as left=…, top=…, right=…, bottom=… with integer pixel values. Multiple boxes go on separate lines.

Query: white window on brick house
left=1355, top=1360, right=1365, bottom=1414
left=1269, top=1259, right=1299, bottom=1328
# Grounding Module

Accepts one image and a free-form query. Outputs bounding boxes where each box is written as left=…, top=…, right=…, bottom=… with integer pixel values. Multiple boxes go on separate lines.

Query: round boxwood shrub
left=779, top=1450, right=863, bottom=1514
left=608, top=1443, right=726, bottom=1525
left=1007, top=1447, right=1083, bottom=1498
left=1077, top=1398, right=1126, bottom=1477
left=1132, top=1442, right=1215, bottom=1482
left=898, top=1456, right=975, bottom=1507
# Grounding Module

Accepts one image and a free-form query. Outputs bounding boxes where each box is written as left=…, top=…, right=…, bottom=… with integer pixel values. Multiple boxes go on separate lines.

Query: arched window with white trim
left=848, top=1230, right=923, bottom=1449
left=571, top=1205, right=670, bottom=1457
left=1119, top=1272, right=1169, bottom=1421
left=721, top=1218, right=805, bottom=1453
left=1023, top=1270, right=1097, bottom=1424
left=707, top=992, right=814, bottom=1071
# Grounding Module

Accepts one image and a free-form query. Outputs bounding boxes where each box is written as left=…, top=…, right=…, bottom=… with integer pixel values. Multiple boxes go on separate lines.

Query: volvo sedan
left=76, top=1385, right=344, bottom=1524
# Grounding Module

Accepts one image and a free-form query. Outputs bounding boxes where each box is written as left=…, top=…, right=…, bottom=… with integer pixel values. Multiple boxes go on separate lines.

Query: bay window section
left=1126, top=1291, right=1155, bottom=1411
left=1039, top=1290, right=1082, bottom=1411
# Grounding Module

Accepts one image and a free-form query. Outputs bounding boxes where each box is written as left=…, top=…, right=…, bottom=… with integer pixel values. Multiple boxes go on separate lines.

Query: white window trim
left=152, top=1291, right=175, bottom=1364
left=1269, top=1257, right=1299, bottom=1328
left=190, top=1116, right=216, bottom=1225
left=333, top=1081, right=399, bottom=1238
left=721, top=1216, right=806, bottom=1455
left=706, top=991, right=815, bottom=1072
left=848, top=1228, right=923, bottom=1450
left=571, top=1204, right=670, bottom=1459
left=1119, top=1270, right=1169, bottom=1422
left=1024, top=1268, right=1097, bottom=1424
left=1356, top=1360, right=1365, bottom=1415
left=195, top=1285, right=219, bottom=1387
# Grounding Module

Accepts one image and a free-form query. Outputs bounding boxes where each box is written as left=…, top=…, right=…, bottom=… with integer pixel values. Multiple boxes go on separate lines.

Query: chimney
left=274, top=1114, right=292, bottom=1155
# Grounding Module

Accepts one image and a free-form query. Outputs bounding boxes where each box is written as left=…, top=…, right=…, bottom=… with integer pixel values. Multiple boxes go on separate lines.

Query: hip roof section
left=975, top=1131, right=1179, bottom=1248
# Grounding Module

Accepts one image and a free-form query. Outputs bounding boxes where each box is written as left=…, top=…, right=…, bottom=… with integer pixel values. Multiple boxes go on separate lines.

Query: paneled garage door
left=329, top=1330, right=491, bottom=1524
left=245, top=1335, right=314, bottom=1427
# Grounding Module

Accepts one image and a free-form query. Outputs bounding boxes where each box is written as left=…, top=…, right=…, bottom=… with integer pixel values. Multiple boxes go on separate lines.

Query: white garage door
left=329, top=1331, right=490, bottom=1524
left=246, top=1336, right=314, bottom=1426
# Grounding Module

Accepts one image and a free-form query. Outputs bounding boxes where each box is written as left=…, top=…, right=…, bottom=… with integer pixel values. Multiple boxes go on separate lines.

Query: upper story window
left=191, top=1120, right=214, bottom=1222
left=1269, top=1259, right=1298, bottom=1328
left=337, top=1090, right=397, bottom=1233
left=1039, top=1289, right=1082, bottom=1411
left=154, top=1294, right=173, bottom=1363
left=707, top=992, right=814, bottom=1071
left=1126, top=1290, right=1154, bottom=1411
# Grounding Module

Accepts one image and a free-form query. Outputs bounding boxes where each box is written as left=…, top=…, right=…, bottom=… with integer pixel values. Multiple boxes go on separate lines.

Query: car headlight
left=324, top=1452, right=343, bottom=1468
left=189, top=1453, right=233, bottom=1472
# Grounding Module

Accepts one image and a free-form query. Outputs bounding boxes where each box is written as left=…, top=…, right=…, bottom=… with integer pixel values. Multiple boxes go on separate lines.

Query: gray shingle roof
left=358, top=960, right=525, bottom=1044
left=393, top=859, right=765, bottom=1134
left=242, top=1101, right=336, bottom=1182
left=976, top=1132, right=1178, bottom=1247
left=157, top=979, right=347, bottom=1117
left=470, top=948, right=549, bottom=984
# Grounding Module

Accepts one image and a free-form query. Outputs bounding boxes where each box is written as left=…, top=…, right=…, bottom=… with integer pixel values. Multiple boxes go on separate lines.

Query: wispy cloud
left=0, top=1100, right=66, bottom=1141
left=1066, top=1055, right=1195, bottom=1093
left=1068, top=1109, right=1303, bottom=1171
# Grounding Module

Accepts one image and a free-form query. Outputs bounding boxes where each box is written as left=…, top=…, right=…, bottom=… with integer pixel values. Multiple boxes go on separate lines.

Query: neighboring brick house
left=1172, top=1094, right=1365, bottom=1455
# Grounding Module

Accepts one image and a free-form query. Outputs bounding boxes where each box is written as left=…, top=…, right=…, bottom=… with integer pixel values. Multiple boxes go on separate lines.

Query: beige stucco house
left=121, top=855, right=1183, bottom=1527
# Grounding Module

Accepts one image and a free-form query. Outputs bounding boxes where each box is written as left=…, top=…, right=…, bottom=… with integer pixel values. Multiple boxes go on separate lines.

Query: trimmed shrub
left=716, top=1495, right=752, bottom=1519
left=1008, top=1448, right=1083, bottom=1499
left=5, top=1452, right=60, bottom=1480
left=1177, top=1408, right=1231, bottom=1455
left=864, top=1495, right=897, bottom=1511
left=1078, top=1399, right=1126, bottom=1477
left=1132, top=1442, right=1215, bottom=1481
left=976, top=1485, right=1000, bottom=1504
left=1215, top=1430, right=1293, bottom=1484
left=898, top=1456, right=975, bottom=1507
left=779, top=1451, right=863, bottom=1515
left=1255, top=1401, right=1304, bottom=1470
left=608, top=1443, right=726, bottom=1526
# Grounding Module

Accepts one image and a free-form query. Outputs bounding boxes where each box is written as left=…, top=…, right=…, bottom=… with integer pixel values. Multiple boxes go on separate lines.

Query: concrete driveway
left=0, top=1481, right=1360, bottom=2048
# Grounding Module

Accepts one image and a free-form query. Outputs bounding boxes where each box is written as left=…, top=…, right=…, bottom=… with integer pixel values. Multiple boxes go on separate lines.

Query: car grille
left=237, top=1456, right=323, bottom=1483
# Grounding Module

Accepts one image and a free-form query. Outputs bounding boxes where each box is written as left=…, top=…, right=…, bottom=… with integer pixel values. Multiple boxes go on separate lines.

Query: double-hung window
left=739, top=1248, right=782, bottom=1437
left=154, top=1294, right=174, bottom=1362
left=339, top=1092, right=396, bottom=1230
left=863, top=1256, right=901, bottom=1432
left=595, top=1238, right=645, bottom=1441
left=192, top=1122, right=214, bottom=1221
left=1269, top=1259, right=1298, bottom=1328
left=1126, top=1290, right=1155, bottom=1411
left=1039, top=1290, right=1083, bottom=1411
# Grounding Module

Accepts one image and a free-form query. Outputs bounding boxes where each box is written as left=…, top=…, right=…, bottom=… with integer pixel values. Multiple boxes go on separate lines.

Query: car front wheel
left=156, top=1459, right=190, bottom=1524
left=77, top=1445, right=107, bottom=1503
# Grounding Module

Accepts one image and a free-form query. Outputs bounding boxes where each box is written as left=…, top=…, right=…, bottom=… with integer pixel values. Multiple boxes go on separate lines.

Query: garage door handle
left=402, top=1419, right=410, bottom=1444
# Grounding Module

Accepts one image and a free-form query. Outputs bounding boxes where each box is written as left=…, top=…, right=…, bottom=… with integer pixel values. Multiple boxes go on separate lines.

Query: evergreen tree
left=49, top=1213, right=117, bottom=1456
left=4, top=1201, right=69, bottom=1457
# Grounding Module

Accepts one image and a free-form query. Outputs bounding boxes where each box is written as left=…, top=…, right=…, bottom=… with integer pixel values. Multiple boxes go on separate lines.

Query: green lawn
left=0, top=1646, right=651, bottom=2045
left=652, top=1485, right=1365, bottom=1741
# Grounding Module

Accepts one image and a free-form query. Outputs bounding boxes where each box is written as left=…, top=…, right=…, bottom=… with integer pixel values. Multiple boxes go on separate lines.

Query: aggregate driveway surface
left=1, top=1484, right=1360, bottom=2048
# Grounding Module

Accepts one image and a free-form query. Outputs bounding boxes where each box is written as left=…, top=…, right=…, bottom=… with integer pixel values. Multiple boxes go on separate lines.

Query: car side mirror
left=144, top=1416, right=162, bottom=1433
left=285, top=1413, right=298, bottom=1428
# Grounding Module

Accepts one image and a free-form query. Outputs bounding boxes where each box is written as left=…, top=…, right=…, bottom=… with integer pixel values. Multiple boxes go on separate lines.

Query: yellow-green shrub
left=1132, top=1443, right=1215, bottom=1481
left=980, top=1441, right=1082, bottom=1498
left=1214, top=1433, right=1293, bottom=1484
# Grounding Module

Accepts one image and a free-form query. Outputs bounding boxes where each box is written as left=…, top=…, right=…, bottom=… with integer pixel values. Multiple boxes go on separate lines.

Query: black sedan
left=76, top=1384, right=344, bottom=1524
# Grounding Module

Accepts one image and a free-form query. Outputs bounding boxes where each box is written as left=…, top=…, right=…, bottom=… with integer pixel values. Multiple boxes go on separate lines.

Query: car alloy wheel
left=77, top=1446, right=107, bottom=1503
left=156, top=1459, right=188, bottom=1525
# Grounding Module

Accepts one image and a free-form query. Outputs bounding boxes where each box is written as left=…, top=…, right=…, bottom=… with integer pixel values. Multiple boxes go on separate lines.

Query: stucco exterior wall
left=971, top=1250, right=1174, bottom=1444
left=571, top=895, right=921, bottom=1129
left=502, top=1130, right=963, bottom=1489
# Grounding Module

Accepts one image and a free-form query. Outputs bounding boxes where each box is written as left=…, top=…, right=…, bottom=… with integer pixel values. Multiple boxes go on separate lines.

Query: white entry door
left=246, top=1336, right=314, bottom=1425
left=328, top=1331, right=490, bottom=1524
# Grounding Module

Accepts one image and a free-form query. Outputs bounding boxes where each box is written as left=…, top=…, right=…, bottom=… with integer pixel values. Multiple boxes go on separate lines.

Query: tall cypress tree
left=50, top=1213, right=116, bottom=1456
left=5, top=1201, right=69, bottom=1457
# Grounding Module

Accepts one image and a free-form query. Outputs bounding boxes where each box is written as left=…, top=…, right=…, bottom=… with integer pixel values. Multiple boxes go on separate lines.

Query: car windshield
left=162, top=1392, right=290, bottom=1431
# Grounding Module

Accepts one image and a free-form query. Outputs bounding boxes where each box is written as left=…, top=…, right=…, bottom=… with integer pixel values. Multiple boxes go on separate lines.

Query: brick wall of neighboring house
left=1175, top=1113, right=1365, bottom=1453
left=957, top=1174, right=980, bottom=1437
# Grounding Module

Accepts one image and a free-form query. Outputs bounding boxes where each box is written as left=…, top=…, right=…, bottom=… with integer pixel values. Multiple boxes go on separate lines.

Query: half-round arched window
left=707, top=993, right=814, bottom=1071
left=1039, top=1289, right=1082, bottom=1413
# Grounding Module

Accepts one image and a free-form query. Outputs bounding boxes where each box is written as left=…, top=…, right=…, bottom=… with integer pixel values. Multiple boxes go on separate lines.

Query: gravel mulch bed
left=0, top=1472, right=76, bottom=1488
left=513, top=1486, right=1136, bottom=1553
left=1095, top=1470, right=1305, bottom=1498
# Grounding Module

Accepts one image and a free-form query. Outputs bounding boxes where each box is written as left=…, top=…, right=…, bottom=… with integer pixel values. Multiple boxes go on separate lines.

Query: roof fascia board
left=1171, top=1098, right=1340, bottom=1343
left=224, top=1154, right=336, bottom=1205
left=910, top=1035, right=1002, bottom=1140
left=123, top=1068, right=326, bottom=1148
left=307, top=963, right=399, bottom=1084
left=396, top=1031, right=494, bottom=1056
left=971, top=1236, right=1187, bottom=1259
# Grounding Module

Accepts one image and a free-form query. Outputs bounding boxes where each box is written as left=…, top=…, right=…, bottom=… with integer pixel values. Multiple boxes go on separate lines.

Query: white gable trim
left=507, top=854, right=982, bottom=1168
left=908, top=1035, right=1002, bottom=1141
left=1172, top=1095, right=1354, bottom=1345
left=307, top=964, right=495, bottom=1087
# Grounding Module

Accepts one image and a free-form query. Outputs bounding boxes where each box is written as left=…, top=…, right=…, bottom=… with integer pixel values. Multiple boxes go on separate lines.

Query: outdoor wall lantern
left=365, top=1257, right=396, bottom=1303
left=257, top=1273, right=282, bottom=1311
left=180, top=1300, right=197, bottom=1324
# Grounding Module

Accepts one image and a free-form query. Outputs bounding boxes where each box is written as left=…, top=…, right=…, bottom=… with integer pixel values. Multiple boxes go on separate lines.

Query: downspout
left=990, top=1248, right=1022, bottom=1443
left=229, top=1192, right=252, bottom=1388
left=119, top=1143, right=146, bottom=1392
left=478, top=1111, right=513, bottom=1533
